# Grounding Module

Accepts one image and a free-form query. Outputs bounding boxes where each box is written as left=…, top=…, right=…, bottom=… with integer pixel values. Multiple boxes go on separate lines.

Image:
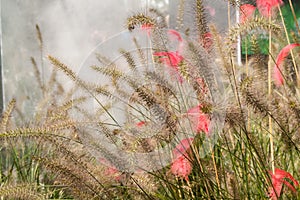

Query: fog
left=0, top=0, right=234, bottom=115
left=1, top=0, right=154, bottom=113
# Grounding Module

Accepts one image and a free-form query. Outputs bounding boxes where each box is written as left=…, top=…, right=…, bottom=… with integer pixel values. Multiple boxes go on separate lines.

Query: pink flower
left=240, top=4, right=256, bottom=23
left=172, top=138, right=194, bottom=160
left=141, top=23, right=154, bottom=36
left=204, top=6, right=216, bottom=16
left=186, top=104, right=210, bottom=135
left=105, top=167, right=122, bottom=181
left=268, top=168, right=299, bottom=199
left=273, top=66, right=284, bottom=86
left=168, top=29, right=183, bottom=43
left=153, top=51, right=184, bottom=83
left=99, top=158, right=122, bottom=181
left=256, top=0, right=283, bottom=17
left=153, top=51, right=183, bottom=67
left=168, top=29, right=184, bottom=53
left=170, top=156, right=192, bottom=181
left=153, top=29, right=186, bottom=83
left=273, top=43, right=300, bottom=86
left=196, top=77, right=208, bottom=94
left=136, top=121, right=146, bottom=127
left=201, top=32, right=213, bottom=50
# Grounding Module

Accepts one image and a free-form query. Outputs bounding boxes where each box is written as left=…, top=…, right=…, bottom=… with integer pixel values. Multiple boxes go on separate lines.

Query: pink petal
left=172, top=138, right=194, bottom=160
left=273, top=168, right=299, bottom=188
left=153, top=51, right=184, bottom=67
left=141, top=23, right=154, bottom=36
left=275, top=44, right=300, bottom=68
left=136, top=121, right=146, bottom=127
left=282, top=180, right=297, bottom=193
left=196, top=77, right=208, bottom=94
left=204, top=6, right=216, bottom=16
left=153, top=51, right=169, bottom=57
left=273, top=43, right=300, bottom=86
left=240, top=4, right=256, bottom=23
left=99, top=158, right=122, bottom=182
left=186, top=105, right=210, bottom=135
left=105, top=167, right=122, bottom=182
left=273, top=66, right=284, bottom=86
left=201, top=32, right=213, bottom=50
left=168, top=29, right=185, bottom=53
left=256, top=0, right=283, bottom=17
left=168, top=29, right=183, bottom=42
left=153, top=51, right=184, bottom=83
left=141, top=23, right=153, bottom=30
left=269, top=177, right=284, bottom=199
left=268, top=168, right=299, bottom=199
left=170, top=156, right=192, bottom=180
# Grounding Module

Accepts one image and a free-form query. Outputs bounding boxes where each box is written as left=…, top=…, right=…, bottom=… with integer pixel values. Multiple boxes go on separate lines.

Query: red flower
left=268, top=168, right=299, bottom=199
left=256, top=0, right=283, bottom=17
left=170, top=156, right=192, bottom=181
left=172, top=138, right=194, bottom=160
left=186, top=104, right=210, bottom=135
left=240, top=4, right=256, bottom=23
left=273, top=43, right=300, bottom=86
left=153, top=51, right=184, bottom=83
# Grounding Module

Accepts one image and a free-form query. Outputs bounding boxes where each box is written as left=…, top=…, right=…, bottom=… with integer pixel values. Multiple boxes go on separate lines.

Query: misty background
left=0, top=0, right=234, bottom=117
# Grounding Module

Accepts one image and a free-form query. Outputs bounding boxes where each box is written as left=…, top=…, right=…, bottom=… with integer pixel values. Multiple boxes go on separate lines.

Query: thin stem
left=288, top=0, right=300, bottom=35
left=236, top=0, right=242, bottom=66
left=210, top=144, right=220, bottom=190
left=267, top=14, right=275, bottom=174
